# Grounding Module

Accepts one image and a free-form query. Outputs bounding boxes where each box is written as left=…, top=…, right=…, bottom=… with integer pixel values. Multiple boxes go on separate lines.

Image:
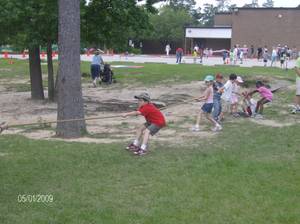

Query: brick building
left=184, top=8, right=300, bottom=54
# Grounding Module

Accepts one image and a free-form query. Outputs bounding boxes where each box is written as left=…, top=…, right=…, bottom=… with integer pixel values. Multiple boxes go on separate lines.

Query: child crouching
left=191, top=75, right=222, bottom=132
left=123, top=93, right=166, bottom=156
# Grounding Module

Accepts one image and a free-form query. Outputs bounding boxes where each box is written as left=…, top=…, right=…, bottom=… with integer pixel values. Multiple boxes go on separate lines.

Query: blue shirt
left=213, top=81, right=224, bottom=100
left=91, top=55, right=104, bottom=65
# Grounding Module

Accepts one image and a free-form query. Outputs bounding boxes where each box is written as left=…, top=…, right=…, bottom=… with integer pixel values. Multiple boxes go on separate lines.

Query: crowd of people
left=167, top=43, right=299, bottom=69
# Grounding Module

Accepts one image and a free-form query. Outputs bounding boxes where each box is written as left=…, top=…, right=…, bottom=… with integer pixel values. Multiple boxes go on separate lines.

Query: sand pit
left=0, top=79, right=298, bottom=144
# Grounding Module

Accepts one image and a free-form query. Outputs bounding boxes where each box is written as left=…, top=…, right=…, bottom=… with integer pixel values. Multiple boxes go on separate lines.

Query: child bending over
left=123, top=93, right=166, bottom=156
left=248, top=81, right=273, bottom=119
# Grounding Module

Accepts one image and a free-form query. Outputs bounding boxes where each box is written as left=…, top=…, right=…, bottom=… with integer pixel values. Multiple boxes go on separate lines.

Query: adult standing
left=90, top=49, right=104, bottom=87
left=165, top=44, right=171, bottom=56
left=176, top=47, right=183, bottom=64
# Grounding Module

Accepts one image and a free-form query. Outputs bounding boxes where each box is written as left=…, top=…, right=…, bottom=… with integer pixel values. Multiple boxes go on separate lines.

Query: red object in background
left=22, top=51, right=26, bottom=58
left=87, top=50, right=90, bottom=56
left=52, top=51, right=56, bottom=58
left=4, top=52, right=8, bottom=59
left=41, top=51, right=45, bottom=58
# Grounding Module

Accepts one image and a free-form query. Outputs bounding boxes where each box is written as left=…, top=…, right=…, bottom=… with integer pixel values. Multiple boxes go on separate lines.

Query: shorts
left=296, top=79, right=300, bottom=96
left=222, top=99, right=231, bottom=113
left=91, top=64, right=100, bottom=80
left=144, top=122, right=161, bottom=136
left=231, top=95, right=238, bottom=104
left=201, top=103, right=213, bottom=113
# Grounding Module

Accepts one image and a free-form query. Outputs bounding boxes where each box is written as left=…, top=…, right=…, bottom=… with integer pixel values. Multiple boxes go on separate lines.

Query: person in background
left=271, top=47, right=277, bottom=67
left=175, top=47, right=183, bottom=64
left=165, top=44, right=171, bottom=56
left=90, top=49, right=104, bottom=87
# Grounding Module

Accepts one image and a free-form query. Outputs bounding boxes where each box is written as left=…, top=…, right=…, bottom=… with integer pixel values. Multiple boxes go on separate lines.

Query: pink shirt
left=257, top=86, right=273, bottom=101
left=205, top=86, right=214, bottom=103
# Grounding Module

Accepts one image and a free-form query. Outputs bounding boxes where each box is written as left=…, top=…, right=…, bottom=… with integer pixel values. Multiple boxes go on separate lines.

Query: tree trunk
left=29, top=46, right=44, bottom=100
left=56, top=0, right=86, bottom=138
left=47, top=41, right=55, bottom=102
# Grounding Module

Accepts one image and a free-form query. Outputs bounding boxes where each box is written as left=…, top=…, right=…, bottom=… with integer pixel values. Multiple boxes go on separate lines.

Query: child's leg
left=255, top=98, right=269, bottom=114
left=133, top=125, right=147, bottom=146
left=204, top=113, right=218, bottom=126
left=141, top=129, right=151, bottom=150
left=195, top=110, right=203, bottom=127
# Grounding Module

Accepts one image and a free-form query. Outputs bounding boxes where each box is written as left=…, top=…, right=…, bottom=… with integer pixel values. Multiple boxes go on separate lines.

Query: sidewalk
left=2, top=54, right=296, bottom=69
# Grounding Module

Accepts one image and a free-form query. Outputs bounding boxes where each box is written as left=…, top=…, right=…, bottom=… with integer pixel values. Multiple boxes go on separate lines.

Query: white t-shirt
left=221, top=80, right=234, bottom=102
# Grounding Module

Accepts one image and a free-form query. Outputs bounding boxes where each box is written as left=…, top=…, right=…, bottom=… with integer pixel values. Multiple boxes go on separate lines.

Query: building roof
left=216, top=7, right=300, bottom=15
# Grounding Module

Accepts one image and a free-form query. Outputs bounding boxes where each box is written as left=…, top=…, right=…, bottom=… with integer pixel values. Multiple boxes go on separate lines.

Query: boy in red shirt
left=123, top=93, right=166, bottom=156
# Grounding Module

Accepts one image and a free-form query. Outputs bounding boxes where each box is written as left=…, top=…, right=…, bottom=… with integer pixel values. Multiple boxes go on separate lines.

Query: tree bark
left=29, top=46, right=44, bottom=100
left=56, top=0, right=86, bottom=138
left=47, top=41, right=55, bottom=102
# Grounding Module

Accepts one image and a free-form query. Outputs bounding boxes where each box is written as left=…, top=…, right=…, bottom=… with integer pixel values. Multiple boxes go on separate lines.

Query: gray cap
left=134, top=92, right=151, bottom=102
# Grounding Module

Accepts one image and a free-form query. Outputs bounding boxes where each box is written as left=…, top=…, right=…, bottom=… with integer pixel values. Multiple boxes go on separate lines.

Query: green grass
left=1, top=123, right=300, bottom=224
left=1, top=59, right=296, bottom=87
left=1, top=58, right=300, bottom=223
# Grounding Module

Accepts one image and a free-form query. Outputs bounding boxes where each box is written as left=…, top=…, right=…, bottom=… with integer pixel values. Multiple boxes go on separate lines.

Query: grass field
left=1, top=59, right=300, bottom=223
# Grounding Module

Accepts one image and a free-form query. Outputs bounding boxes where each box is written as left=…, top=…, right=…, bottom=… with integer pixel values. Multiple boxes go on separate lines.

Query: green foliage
left=149, top=6, right=195, bottom=42
left=0, top=0, right=58, bottom=48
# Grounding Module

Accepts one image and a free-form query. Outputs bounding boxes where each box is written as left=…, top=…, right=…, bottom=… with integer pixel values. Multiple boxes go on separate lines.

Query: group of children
left=122, top=74, right=274, bottom=156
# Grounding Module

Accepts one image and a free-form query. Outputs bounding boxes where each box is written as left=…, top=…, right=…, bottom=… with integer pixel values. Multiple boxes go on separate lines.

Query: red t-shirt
left=138, top=103, right=166, bottom=127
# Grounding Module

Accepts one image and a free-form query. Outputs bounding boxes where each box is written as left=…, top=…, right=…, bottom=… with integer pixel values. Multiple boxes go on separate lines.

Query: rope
left=0, top=98, right=197, bottom=133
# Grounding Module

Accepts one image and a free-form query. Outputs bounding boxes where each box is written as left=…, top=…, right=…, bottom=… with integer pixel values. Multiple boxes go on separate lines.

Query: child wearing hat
left=231, top=76, right=244, bottom=116
left=123, top=93, right=166, bottom=155
left=191, top=75, right=222, bottom=132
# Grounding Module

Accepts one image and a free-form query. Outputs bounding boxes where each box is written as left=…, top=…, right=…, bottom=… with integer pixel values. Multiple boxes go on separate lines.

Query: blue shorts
left=91, top=64, right=101, bottom=80
left=201, top=103, right=213, bottom=113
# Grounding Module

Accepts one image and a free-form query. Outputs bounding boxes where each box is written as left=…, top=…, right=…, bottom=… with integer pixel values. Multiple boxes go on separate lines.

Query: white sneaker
left=191, top=126, right=200, bottom=132
left=212, top=124, right=222, bottom=132
left=254, top=114, right=263, bottom=119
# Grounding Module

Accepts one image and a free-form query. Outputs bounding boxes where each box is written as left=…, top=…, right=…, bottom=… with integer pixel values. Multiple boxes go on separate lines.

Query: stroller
left=100, top=64, right=115, bottom=84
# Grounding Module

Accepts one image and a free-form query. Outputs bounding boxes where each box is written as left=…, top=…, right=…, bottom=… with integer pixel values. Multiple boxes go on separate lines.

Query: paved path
left=3, top=54, right=297, bottom=69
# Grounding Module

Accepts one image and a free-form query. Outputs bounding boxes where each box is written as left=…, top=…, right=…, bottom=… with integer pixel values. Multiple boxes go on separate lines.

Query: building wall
left=231, top=9, right=300, bottom=50
left=214, top=14, right=232, bottom=26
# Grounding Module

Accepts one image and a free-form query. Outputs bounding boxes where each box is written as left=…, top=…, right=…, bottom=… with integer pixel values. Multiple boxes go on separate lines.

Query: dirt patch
left=0, top=78, right=297, bottom=144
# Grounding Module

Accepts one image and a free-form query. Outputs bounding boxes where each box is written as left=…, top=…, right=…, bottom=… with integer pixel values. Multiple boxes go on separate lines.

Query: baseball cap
left=236, top=76, right=244, bottom=83
left=204, top=75, right=214, bottom=82
left=134, top=92, right=151, bottom=102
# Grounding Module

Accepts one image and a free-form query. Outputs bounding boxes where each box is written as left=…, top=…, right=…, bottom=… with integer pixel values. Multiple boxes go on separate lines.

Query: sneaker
left=254, top=114, right=263, bottom=119
left=134, top=149, right=147, bottom=156
left=212, top=124, right=222, bottom=132
left=191, top=126, right=200, bottom=132
left=126, top=143, right=139, bottom=152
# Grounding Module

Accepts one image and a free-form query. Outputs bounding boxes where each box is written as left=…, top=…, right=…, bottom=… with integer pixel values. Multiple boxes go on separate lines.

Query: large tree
left=56, top=0, right=86, bottom=138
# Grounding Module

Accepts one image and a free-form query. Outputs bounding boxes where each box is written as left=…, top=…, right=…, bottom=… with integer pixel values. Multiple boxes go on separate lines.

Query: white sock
left=141, top=144, right=147, bottom=150
left=133, top=139, right=139, bottom=146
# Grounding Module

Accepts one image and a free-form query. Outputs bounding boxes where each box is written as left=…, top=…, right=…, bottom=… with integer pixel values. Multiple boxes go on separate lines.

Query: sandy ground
left=1, top=79, right=299, bottom=145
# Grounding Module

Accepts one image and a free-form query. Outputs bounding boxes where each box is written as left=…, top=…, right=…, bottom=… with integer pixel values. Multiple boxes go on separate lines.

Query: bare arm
left=122, top=111, right=141, bottom=118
